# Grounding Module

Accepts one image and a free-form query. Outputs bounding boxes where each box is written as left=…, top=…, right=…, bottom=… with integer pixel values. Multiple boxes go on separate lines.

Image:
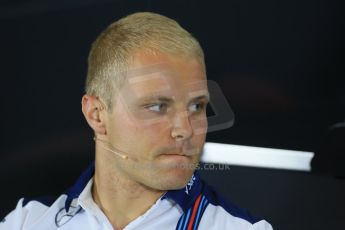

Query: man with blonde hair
left=1, top=12, right=272, bottom=229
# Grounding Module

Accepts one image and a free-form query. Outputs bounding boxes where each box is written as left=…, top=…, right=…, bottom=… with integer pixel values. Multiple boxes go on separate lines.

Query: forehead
left=120, top=51, right=208, bottom=99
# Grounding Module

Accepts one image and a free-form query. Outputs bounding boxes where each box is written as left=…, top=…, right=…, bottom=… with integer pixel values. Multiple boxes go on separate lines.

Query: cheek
left=107, top=112, right=149, bottom=151
left=137, top=116, right=207, bottom=145
left=139, top=120, right=172, bottom=144
left=113, top=116, right=171, bottom=152
left=191, top=116, right=208, bottom=136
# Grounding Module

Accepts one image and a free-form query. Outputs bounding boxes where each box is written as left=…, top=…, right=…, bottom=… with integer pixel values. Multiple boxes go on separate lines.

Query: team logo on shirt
left=55, top=199, right=82, bottom=227
left=185, top=174, right=196, bottom=195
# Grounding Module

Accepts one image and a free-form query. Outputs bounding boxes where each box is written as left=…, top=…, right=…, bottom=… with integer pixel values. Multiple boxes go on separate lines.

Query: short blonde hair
left=85, top=12, right=204, bottom=110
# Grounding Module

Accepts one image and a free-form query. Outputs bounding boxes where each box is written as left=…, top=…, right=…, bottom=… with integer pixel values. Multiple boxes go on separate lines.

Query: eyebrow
left=140, top=94, right=210, bottom=103
left=191, top=95, right=210, bottom=102
left=143, top=96, right=174, bottom=103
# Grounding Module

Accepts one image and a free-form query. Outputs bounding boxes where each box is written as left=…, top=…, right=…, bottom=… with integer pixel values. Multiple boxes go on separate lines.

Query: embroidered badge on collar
left=185, top=174, right=196, bottom=195
left=55, top=199, right=81, bottom=227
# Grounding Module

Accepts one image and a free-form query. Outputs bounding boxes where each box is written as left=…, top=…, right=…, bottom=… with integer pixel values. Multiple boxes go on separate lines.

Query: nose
left=171, top=110, right=193, bottom=141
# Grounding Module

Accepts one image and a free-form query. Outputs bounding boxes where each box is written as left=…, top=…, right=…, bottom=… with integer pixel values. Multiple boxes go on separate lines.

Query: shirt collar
left=161, top=172, right=203, bottom=212
left=65, top=162, right=95, bottom=212
left=64, top=161, right=203, bottom=213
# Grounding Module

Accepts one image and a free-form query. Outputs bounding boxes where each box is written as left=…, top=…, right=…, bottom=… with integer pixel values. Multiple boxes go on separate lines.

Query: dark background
left=0, top=0, right=344, bottom=229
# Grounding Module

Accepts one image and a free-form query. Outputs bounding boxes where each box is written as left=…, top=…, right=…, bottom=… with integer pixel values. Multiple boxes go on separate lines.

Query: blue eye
left=189, top=102, right=205, bottom=113
left=146, top=103, right=168, bottom=113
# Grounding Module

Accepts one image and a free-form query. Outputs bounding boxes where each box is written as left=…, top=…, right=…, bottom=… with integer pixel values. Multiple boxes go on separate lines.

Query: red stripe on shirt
left=187, top=194, right=202, bottom=230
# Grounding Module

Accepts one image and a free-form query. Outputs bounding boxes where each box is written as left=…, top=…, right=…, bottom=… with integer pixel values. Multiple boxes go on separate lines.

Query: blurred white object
left=201, top=142, right=314, bottom=171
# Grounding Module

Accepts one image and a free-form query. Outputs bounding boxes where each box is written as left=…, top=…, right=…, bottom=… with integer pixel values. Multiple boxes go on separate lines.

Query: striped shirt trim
left=176, top=194, right=209, bottom=230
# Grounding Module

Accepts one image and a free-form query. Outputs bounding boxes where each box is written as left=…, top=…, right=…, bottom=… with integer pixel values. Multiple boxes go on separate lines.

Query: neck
left=92, top=155, right=165, bottom=229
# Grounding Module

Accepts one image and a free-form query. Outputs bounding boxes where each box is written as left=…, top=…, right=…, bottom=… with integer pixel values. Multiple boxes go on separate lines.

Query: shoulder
left=200, top=184, right=273, bottom=230
left=0, top=195, right=64, bottom=230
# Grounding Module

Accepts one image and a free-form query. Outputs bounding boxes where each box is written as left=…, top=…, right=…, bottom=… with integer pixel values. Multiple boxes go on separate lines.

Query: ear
left=81, top=95, right=107, bottom=135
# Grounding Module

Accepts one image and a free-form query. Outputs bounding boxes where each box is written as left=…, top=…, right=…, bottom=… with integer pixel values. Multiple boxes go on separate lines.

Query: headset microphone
left=93, top=137, right=129, bottom=160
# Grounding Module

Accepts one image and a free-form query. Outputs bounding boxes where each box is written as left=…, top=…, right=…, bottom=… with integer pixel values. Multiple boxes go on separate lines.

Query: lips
left=158, top=146, right=200, bottom=157
left=160, top=153, right=190, bottom=160
left=161, top=150, right=198, bottom=158
left=163, top=152, right=186, bottom=156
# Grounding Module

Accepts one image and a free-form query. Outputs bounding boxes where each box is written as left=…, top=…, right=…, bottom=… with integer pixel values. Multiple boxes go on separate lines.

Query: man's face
left=103, top=50, right=209, bottom=191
